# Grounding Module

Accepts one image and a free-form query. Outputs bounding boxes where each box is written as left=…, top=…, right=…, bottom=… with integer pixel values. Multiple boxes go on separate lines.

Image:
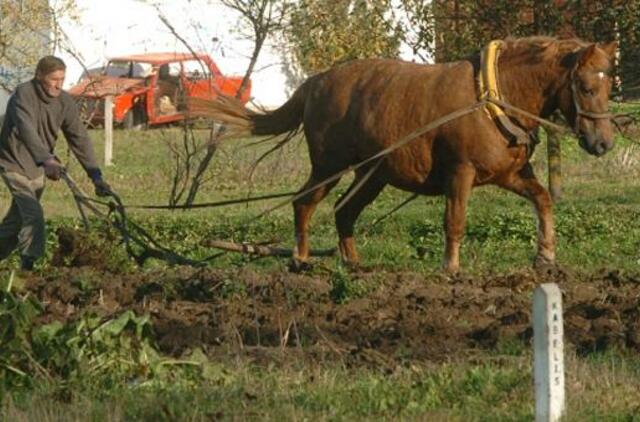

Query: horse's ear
left=578, top=44, right=598, bottom=66
left=598, top=41, right=618, bottom=59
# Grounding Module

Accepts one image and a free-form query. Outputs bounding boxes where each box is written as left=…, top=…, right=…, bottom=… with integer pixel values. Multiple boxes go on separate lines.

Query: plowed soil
left=19, top=256, right=640, bottom=366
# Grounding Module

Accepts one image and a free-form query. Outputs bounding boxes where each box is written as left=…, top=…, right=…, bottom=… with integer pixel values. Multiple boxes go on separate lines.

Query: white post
left=614, top=21, right=622, bottom=100
left=533, top=283, right=565, bottom=422
left=104, top=95, right=113, bottom=166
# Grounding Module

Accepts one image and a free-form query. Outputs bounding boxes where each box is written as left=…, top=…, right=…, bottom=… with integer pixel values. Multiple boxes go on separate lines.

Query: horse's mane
left=500, top=36, right=589, bottom=65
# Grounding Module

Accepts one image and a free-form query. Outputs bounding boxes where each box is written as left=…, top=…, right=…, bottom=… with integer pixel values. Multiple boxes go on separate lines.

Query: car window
left=168, top=62, right=181, bottom=77
left=105, top=61, right=130, bottom=77
left=132, top=62, right=153, bottom=78
left=104, top=61, right=153, bottom=78
left=183, top=59, right=211, bottom=80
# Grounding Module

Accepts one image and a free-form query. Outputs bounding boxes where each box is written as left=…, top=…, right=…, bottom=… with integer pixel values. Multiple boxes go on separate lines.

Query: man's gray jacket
left=0, top=79, right=100, bottom=180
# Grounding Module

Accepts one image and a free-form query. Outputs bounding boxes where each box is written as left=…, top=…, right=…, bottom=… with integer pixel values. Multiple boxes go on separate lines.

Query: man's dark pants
left=0, top=170, right=46, bottom=265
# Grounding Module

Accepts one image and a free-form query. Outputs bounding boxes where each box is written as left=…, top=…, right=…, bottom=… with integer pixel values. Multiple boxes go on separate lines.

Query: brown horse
left=192, top=36, right=617, bottom=272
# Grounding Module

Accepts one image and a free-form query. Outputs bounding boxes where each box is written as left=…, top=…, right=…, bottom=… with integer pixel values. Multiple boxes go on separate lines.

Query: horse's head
left=558, top=42, right=617, bottom=157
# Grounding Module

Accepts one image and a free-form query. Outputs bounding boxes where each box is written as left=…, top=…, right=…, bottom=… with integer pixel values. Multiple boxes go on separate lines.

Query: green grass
left=1, top=121, right=640, bottom=420
left=3, top=351, right=640, bottom=421
left=1, top=124, right=636, bottom=274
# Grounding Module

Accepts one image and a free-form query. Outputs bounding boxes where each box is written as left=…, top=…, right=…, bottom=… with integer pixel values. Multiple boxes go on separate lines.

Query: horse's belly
left=381, top=157, right=445, bottom=195
left=387, top=175, right=446, bottom=195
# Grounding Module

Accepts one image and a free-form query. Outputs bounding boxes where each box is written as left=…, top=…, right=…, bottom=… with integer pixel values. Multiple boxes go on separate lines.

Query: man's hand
left=43, top=158, right=62, bottom=181
left=93, top=179, right=113, bottom=197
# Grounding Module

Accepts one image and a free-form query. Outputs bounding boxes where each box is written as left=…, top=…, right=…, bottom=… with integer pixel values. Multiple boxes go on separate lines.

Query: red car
left=68, top=52, right=250, bottom=128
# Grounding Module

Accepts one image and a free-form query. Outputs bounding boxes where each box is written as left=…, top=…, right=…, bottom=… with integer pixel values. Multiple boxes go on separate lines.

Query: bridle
left=569, top=68, right=613, bottom=131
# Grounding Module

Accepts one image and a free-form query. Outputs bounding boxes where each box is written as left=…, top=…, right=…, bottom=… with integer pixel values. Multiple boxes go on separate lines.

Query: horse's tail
left=188, top=81, right=309, bottom=138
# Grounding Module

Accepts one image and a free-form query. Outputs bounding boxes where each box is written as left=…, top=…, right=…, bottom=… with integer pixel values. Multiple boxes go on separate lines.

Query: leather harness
left=478, top=40, right=531, bottom=146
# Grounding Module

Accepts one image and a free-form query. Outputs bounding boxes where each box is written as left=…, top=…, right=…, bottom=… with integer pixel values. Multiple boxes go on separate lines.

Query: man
left=0, top=56, right=112, bottom=271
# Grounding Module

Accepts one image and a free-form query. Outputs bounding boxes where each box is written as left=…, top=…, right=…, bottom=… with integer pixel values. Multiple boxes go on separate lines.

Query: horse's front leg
left=498, top=163, right=556, bottom=266
left=443, top=164, right=477, bottom=273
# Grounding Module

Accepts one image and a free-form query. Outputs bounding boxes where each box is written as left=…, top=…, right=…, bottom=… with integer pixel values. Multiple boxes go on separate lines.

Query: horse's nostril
left=596, top=141, right=610, bottom=156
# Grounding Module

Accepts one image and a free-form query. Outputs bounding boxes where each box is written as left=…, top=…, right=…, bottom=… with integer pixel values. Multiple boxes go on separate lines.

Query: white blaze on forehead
left=598, top=72, right=605, bottom=79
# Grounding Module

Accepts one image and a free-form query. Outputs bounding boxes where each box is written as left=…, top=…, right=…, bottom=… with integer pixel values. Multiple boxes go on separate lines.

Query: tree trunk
left=184, top=133, right=219, bottom=206
left=238, top=36, right=264, bottom=100
left=182, top=35, right=266, bottom=207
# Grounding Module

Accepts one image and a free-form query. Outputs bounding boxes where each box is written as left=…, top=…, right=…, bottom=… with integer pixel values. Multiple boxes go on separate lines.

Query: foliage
left=0, top=0, right=79, bottom=92
left=0, top=0, right=50, bottom=91
left=286, top=0, right=402, bottom=74
left=566, top=0, right=640, bottom=94
left=0, top=287, right=43, bottom=391
left=392, top=0, right=435, bottom=62
left=329, top=265, right=371, bottom=303
left=0, top=287, right=156, bottom=393
left=395, top=0, right=639, bottom=94
left=284, top=0, right=638, bottom=81
left=31, top=311, right=153, bottom=383
left=0, top=286, right=222, bottom=401
left=218, top=0, right=292, bottom=97
left=281, top=0, right=639, bottom=95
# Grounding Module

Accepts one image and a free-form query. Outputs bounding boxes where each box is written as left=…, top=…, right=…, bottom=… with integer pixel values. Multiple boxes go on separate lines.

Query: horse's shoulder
left=441, top=59, right=475, bottom=74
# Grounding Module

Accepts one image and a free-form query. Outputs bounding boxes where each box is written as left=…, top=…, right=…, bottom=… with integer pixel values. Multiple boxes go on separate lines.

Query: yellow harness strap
left=479, top=40, right=530, bottom=146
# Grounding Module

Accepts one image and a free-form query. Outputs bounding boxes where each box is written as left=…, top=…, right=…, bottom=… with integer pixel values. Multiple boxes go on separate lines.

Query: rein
left=486, top=97, right=568, bottom=134
left=124, top=191, right=297, bottom=210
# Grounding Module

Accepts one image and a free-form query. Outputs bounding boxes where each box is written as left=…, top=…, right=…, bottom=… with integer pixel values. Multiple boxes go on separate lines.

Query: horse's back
left=304, top=58, right=477, bottom=138
left=301, top=58, right=478, bottom=190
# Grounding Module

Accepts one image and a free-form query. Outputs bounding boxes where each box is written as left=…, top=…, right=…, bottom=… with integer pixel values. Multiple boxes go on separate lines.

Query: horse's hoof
left=533, top=255, right=556, bottom=273
left=442, top=264, right=460, bottom=276
left=339, top=258, right=360, bottom=271
left=288, top=258, right=313, bottom=273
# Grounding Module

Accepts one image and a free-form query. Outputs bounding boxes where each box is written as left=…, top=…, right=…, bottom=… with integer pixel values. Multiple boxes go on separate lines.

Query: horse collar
left=478, top=40, right=531, bottom=146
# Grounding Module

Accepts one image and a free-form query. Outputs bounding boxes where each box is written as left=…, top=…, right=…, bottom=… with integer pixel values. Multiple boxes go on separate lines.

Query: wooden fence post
left=533, top=283, right=565, bottom=422
left=104, top=95, right=113, bottom=166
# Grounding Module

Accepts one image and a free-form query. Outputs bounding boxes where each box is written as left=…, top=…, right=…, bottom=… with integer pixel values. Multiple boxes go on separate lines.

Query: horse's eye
left=581, top=84, right=595, bottom=96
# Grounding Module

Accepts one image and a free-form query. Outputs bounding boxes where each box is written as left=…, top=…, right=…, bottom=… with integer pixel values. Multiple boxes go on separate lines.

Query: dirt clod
left=22, top=266, right=640, bottom=364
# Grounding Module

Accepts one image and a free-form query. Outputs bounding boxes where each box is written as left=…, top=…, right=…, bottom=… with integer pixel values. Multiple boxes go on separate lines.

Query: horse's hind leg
left=335, top=169, right=385, bottom=265
left=292, top=174, right=340, bottom=269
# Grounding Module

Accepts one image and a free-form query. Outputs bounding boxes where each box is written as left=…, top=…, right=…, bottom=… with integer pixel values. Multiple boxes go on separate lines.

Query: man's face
left=37, top=69, right=65, bottom=97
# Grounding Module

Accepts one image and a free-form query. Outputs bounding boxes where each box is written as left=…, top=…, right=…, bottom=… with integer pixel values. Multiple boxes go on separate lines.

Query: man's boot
left=20, top=255, right=35, bottom=271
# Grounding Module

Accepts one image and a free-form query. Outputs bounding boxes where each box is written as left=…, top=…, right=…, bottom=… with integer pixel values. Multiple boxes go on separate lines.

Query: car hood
left=68, top=76, right=146, bottom=98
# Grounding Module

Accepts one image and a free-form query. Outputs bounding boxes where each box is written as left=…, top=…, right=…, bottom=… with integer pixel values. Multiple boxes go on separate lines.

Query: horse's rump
left=190, top=58, right=481, bottom=189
